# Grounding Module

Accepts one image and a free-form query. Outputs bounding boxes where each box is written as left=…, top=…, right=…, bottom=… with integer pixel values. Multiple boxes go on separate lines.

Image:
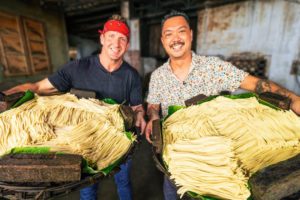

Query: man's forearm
left=147, top=104, right=160, bottom=121
left=255, top=79, right=300, bottom=101
left=3, top=83, right=38, bottom=95
left=3, top=79, right=57, bottom=95
left=131, top=104, right=145, bottom=116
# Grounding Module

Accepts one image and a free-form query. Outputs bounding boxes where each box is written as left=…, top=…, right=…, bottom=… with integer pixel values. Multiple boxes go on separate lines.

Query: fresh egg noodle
left=0, top=93, right=135, bottom=170
left=163, top=96, right=300, bottom=199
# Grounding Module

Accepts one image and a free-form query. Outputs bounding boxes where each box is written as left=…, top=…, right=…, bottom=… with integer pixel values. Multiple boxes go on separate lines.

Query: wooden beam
left=65, top=3, right=120, bottom=17
left=64, top=0, right=120, bottom=11
left=66, top=13, right=111, bottom=25
left=67, top=22, right=104, bottom=34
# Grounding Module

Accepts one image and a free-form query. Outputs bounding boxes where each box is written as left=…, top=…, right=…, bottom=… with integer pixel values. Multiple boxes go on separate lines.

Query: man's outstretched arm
left=3, top=78, right=58, bottom=95
left=240, top=75, right=300, bottom=114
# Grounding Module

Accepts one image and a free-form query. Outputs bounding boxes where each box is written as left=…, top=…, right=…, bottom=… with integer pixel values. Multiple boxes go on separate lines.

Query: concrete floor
left=55, top=137, right=164, bottom=200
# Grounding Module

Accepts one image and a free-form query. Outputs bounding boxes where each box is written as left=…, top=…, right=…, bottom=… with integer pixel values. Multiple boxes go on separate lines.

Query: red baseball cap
left=98, top=20, right=130, bottom=40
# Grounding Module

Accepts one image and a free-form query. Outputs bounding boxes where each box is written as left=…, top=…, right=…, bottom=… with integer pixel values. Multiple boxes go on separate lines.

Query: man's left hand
left=135, top=111, right=146, bottom=134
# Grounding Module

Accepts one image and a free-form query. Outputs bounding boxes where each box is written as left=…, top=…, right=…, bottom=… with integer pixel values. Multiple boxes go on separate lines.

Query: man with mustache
left=145, top=10, right=300, bottom=200
left=2, top=15, right=145, bottom=200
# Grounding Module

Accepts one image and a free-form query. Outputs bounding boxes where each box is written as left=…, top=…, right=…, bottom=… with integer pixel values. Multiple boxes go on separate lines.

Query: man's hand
left=145, top=119, right=154, bottom=143
left=135, top=111, right=146, bottom=134
left=291, top=97, right=300, bottom=115
left=145, top=103, right=160, bottom=143
left=131, top=104, right=146, bottom=134
left=0, top=92, right=7, bottom=113
left=0, top=102, right=7, bottom=113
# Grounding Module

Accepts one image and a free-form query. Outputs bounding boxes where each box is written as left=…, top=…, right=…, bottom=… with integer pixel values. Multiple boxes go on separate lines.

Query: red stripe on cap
left=98, top=20, right=130, bottom=40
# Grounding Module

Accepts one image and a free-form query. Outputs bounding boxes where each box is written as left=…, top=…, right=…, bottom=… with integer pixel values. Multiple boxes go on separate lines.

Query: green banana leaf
left=9, top=146, right=51, bottom=154
left=11, top=90, right=34, bottom=108
left=187, top=191, right=218, bottom=200
left=103, top=98, right=118, bottom=105
left=166, top=93, right=281, bottom=118
left=165, top=105, right=185, bottom=119
left=222, top=93, right=256, bottom=99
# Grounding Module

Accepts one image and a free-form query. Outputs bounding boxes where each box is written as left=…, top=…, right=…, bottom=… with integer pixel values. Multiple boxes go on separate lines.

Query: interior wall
left=197, top=0, right=300, bottom=94
left=0, top=0, right=69, bottom=89
left=69, top=35, right=99, bottom=59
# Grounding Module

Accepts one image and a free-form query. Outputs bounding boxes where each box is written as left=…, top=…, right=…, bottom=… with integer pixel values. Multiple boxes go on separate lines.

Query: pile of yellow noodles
left=0, top=93, right=135, bottom=169
left=163, top=96, right=300, bottom=199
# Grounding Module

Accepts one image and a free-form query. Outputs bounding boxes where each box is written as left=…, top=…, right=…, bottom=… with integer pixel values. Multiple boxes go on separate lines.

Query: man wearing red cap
left=2, top=15, right=145, bottom=200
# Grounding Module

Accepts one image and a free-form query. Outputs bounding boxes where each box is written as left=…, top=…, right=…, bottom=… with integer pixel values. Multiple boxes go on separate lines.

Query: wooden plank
left=185, top=94, right=208, bottom=106
left=22, top=17, right=51, bottom=74
left=0, top=12, right=19, bottom=36
left=0, top=154, right=82, bottom=183
left=119, top=105, right=135, bottom=131
left=249, top=154, right=300, bottom=200
left=152, top=119, right=162, bottom=154
left=0, top=38, right=7, bottom=70
left=259, top=92, right=291, bottom=110
left=31, top=56, right=48, bottom=72
left=4, top=55, right=28, bottom=75
left=23, top=19, right=44, bottom=41
left=0, top=11, right=30, bottom=76
left=29, top=40, right=46, bottom=56
left=1, top=35, right=24, bottom=55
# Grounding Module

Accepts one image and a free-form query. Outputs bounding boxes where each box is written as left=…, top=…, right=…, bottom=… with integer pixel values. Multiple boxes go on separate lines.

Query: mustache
left=170, top=41, right=185, bottom=48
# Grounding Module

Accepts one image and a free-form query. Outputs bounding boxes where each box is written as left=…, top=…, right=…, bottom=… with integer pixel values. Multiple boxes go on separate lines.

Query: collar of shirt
left=165, top=51, right=197, bottom=83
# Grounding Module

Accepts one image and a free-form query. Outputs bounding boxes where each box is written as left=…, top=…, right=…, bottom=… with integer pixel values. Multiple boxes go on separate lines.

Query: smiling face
left=100, top=30, right=129, bottom=61
left=161, top=16, right=193, bottom=60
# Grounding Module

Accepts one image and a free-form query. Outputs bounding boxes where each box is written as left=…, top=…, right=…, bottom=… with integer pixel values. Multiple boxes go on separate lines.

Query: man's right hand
left=145, top=119, right=154, bottom=143
left=0, top=102, right=7, bottom=113
left=0, top=91, right=25, bottom=112
left=0, top=92, right=7, bottom=112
